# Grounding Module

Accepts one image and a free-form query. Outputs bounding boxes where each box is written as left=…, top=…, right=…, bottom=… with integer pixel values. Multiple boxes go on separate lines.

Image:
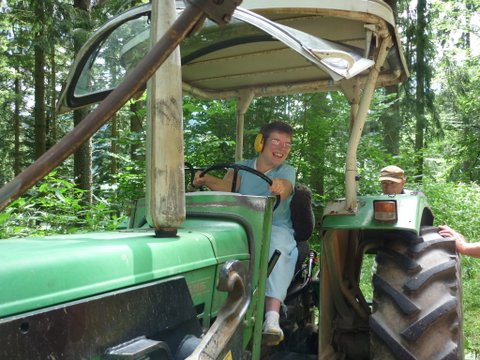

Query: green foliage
left=435, top=56, right=480, bottom=182
left=0, top=172, right=124, bottom=239
left=423, top=181, right=480, bottom=238
left=184, top=97, right=237, bottom=166
left=422, top=180, right=480, bottom=354
left=359, top=254, right=375, bottom=301
left=1, top=0, right=480, bottom=353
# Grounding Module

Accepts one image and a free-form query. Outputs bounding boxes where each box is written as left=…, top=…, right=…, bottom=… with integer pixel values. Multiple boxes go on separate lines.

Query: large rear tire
left=370, top=226, right=463, bottom=359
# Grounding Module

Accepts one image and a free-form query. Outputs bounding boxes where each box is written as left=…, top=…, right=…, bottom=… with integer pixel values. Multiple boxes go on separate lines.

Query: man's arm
left=269, top=164, right=295, bottom=200
left=457, top=241, right=480, bottom=258
left=439, top=224, right=480, bottom=258
left=193, top=170, right=235, bottom=192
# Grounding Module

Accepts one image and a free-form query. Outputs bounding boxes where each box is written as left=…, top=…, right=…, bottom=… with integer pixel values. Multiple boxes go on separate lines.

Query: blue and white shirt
left=236, top=158, right=296, bottom=230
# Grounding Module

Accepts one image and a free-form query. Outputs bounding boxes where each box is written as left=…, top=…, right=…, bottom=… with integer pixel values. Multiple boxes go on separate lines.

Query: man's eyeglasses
left=269, top=138, right=292, bottom=149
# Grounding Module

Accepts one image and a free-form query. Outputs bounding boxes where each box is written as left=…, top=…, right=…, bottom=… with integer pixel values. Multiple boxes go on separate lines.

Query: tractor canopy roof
left=57, top=0, right=408, bottom=113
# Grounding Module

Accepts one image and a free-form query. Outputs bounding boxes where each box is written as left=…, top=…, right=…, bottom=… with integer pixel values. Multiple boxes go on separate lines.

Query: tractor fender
left=322, top=194, right=433, bottom=234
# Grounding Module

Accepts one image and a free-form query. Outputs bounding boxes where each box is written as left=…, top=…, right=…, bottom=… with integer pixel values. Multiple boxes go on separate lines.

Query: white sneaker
left=262, top=313, right=284, bottom=346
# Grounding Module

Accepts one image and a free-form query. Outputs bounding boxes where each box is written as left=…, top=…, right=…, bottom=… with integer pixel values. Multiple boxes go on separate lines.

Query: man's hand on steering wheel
left=192, top=168, right=233, bottom=192
left=269, top=178, right=292, bottom=200
left=195, top=163, right=281, bottom=210
left=193, top=171, right=208, bottom=187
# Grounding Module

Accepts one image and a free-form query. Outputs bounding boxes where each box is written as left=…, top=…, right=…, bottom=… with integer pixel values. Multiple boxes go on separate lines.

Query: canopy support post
left=235, top=90, right=254, bottom=162
left=146, top=0, right=185, bottom=235
left=345, top=32, right=392, bottom=212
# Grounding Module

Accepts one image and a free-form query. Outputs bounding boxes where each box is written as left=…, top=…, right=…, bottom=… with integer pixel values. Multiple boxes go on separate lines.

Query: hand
left=193, top=171, right=207, bottom=188
left=438, top=224, right=467, bottom=254
left=269, top=178, right=283, bottom=195
left=269, top=178, right=292, bottom=200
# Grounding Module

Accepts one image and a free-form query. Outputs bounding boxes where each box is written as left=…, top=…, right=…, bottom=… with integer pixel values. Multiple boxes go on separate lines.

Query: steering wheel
left=199, top=163, right=281, bottom=210
left=185, top=162, right=202, bottom=191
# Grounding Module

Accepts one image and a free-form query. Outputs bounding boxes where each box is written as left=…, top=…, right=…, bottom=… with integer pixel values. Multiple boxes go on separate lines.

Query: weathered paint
left=322, top=194, right=431, bottom=233
left=146, top=0, right=185, bottom=231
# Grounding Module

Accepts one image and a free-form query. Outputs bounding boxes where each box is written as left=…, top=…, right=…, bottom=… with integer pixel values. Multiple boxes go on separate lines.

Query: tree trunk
left=14, top=75, right=21, bottom=176
left=380, top=86, right=400, bottom=155
left=130, top=99, right=144, bottom=163
left=414, top=0, right=427, bottom=180
left=110, top=64, right=118, bottom=179
left=461, top=1, right=473, bottom=179
left=73, top=0, right=92, bottom=205
left=34, top=1, right=46, bottom=159
left=49, top=43, right=57, bottom=146
left=379, top=0, right=400, bottom=156
left=74, top=108, right=93, bottom=205
left=111, top=114, right=117, bottom=176
left=305, top=94, right=326, bottom=198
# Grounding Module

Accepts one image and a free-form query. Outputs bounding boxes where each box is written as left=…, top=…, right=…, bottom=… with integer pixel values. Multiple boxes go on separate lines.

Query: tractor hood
left=0, top=218, right=249, bottom=318
left=57, top=0, right=408, bottom=113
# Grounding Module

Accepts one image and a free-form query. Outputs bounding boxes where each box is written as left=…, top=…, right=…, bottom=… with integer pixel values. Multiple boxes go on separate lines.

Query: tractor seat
left=290, top=184, right=315, bottom=268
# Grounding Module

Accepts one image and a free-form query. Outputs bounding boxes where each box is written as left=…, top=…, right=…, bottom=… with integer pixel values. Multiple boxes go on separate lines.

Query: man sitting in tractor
left=193, top=121, right=297, bottom=346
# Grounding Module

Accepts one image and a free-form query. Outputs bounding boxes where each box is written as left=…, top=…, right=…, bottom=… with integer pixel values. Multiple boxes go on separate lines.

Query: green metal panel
left=0, top=191, right=273, bottom=360
left=0, top=208, right=256, bottom=320
left=185, top=192, right=273, bottom=360
left=322, top=194, right=430, bottom=233
left=0, top=230, right=217, bottom=317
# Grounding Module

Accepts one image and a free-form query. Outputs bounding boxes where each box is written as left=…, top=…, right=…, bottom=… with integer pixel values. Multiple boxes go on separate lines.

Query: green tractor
left=0, top=1, right=463, bottom=359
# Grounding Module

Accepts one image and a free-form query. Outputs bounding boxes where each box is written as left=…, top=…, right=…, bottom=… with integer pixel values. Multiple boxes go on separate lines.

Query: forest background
left=1, top=0, right=480, bottom=355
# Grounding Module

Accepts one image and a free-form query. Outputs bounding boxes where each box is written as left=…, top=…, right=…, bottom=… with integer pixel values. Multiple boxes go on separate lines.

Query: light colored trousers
left=266, top=225, right=298, bottom=302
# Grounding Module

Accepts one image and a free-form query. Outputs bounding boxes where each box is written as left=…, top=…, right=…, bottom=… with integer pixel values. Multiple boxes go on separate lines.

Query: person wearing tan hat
left=379, top=165, right=407, bottom=195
